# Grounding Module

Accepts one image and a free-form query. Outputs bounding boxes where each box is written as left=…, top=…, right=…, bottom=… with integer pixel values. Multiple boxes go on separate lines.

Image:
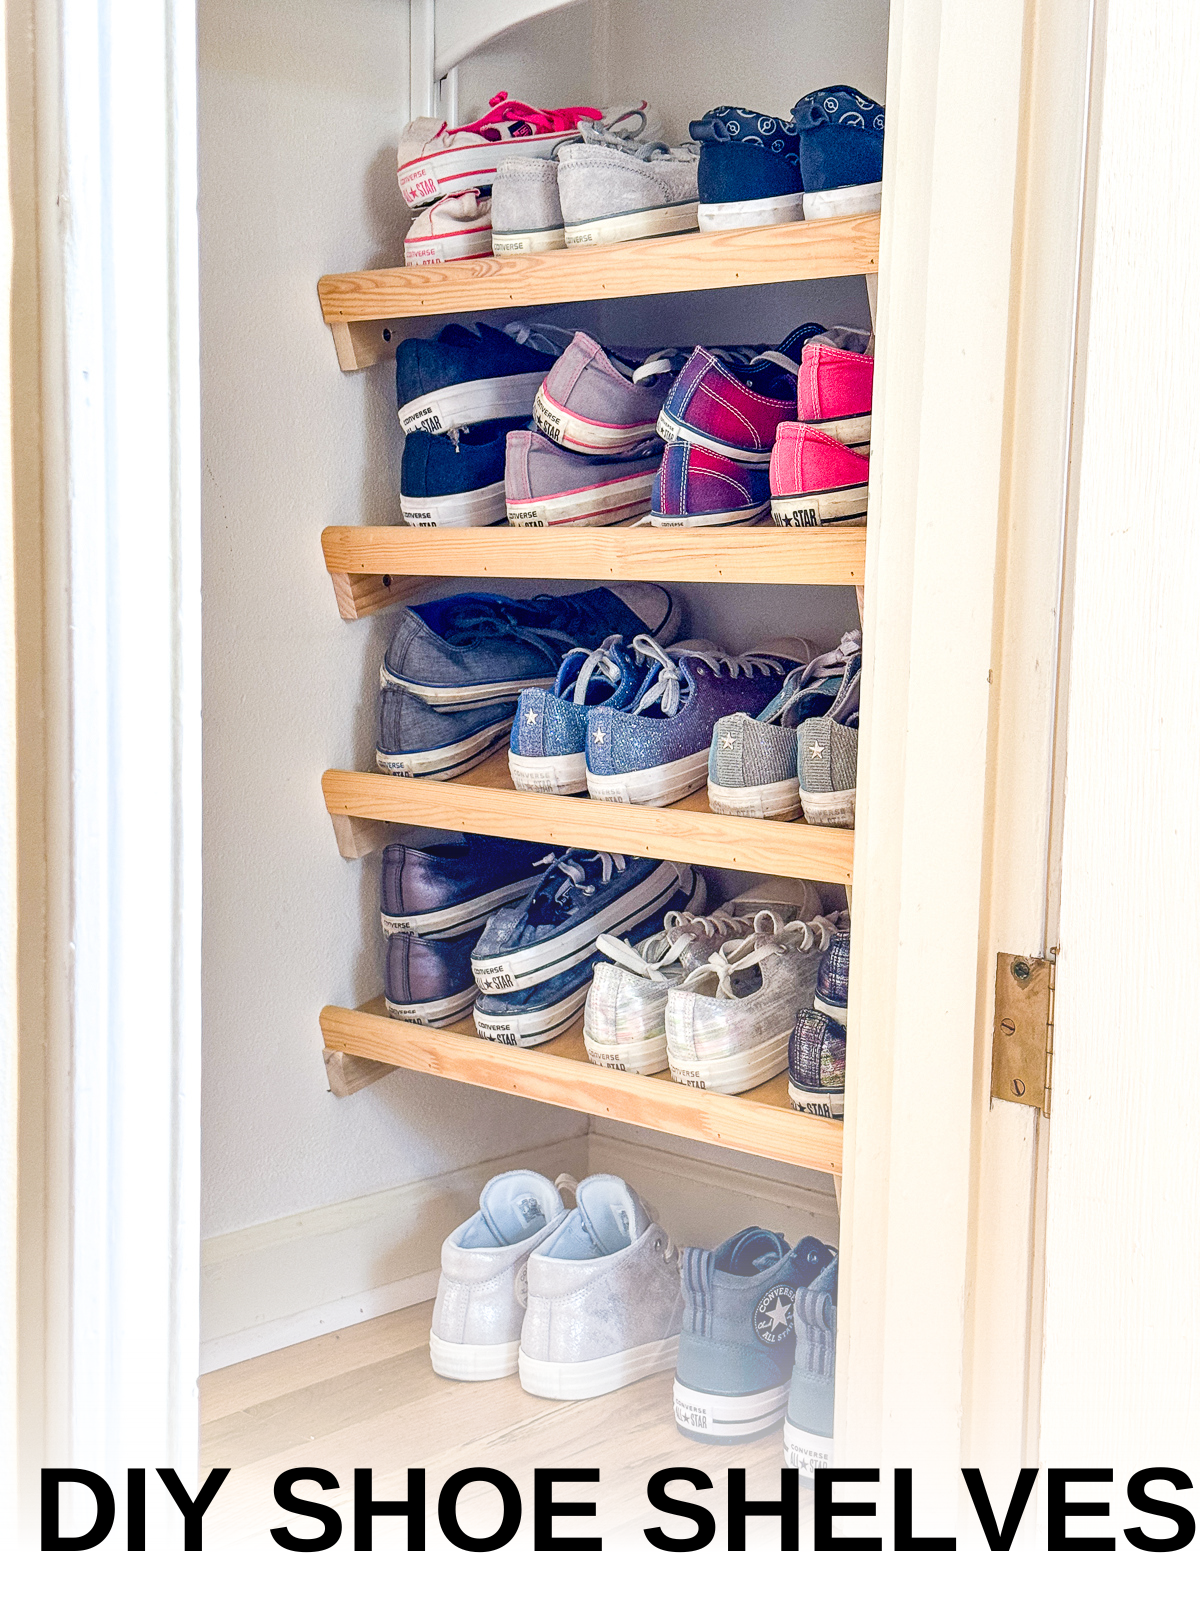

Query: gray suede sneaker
left=491, top=157, right=566, bottom=255
left=518, top=1173, right=683, bottom=1398
left=558, top=120, right=700, bottom=247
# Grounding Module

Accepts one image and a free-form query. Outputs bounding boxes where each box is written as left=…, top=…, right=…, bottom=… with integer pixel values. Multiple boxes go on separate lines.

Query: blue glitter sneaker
left=508, top=635, right=648, bottom=795
left=673, top=1228, right=836, bottom=1443
left=783, top=1253, right=839, bottom=1476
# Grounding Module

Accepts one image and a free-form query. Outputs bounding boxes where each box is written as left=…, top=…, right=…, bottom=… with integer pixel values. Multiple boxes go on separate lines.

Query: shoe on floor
left=430, top=1169, right=576, bottom=1381
left=396, top=321, right=572, bottom=437
left=509, top=634, right=649, bottom=796
left=533, top=333, right=691, bottom=456
left=673, top=1228, right=835, bottom=1442
left=586, top=637, right=808, bottom=807
left=656, top=325, right=824, bottom=463
left=788, top=1008, right=847, bottom=1119
left=519, top=1173, right=683, bottom=1399
left=385, top=928, right=478, bottom=1027
left=400, top=417, right=526, bottom=528
left=797, top=651, right=861, bottom=825
left=381, top=583, right=682, bottom=710
left=799, top=328, right=874, bottom=449
left=377, top=687, right=517, bottom=779
left=557, top=119, right=700, bottom=247
left=651, top=441, right=771, bottom=526
left=505, top=427, right=663, bottom=526
left=783, top=1253, right=838, bottom=1474
left=403, top=190, right=492, bottom=265
left=770, top=423, right=870, bottom=527
left=792, top=86, right=885, bottom=219
left=691, top=105, right=805, bottom=233
left=380, top=834, right=548, bottom=940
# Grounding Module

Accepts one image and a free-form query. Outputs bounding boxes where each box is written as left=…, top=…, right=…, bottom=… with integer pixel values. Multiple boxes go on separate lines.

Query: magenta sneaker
left=505, top=429, right=662, bottom=527
left=770, top=425, right=869, bottom=528
left=798, top=329, right=874, bottom=449
left=533, top=333, right=683, bottom=456
left=651, top=442, right=770, bottom=526
left=656, top=324, right=823, bottom=463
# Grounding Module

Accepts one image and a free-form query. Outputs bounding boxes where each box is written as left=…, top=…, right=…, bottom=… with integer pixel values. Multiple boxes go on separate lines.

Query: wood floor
left=200, top=1300, right=814, bottom=1552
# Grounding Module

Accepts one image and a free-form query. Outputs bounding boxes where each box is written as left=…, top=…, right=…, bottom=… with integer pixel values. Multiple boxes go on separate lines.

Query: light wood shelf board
left=323, top=750, right=855, bottom=882
left=319, top=1001, right=843, bottom=1175
left=319, top=214, right=881, bottom=371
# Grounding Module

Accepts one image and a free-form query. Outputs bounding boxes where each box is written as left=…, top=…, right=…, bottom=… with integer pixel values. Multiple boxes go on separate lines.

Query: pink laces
left=448, top=90, right=602, bottom=138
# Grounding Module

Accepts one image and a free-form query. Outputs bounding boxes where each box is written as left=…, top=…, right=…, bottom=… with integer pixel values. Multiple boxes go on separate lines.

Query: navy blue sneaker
left=377, top=686, right=517, bottom=779
left=380, top=834, right=549, bottom=940
left=382, top=584, right=683, bottom=711
left=690, top=106, right=805, bottom=233
left=673, top=1228, right=835, bottom=1443
left=508, top=635, right=649, bottom=796
left=385, top=928, right=478, bottom=1026
left=791, top=87, right=885, bottom=219
left=396, top=321, right=572, bottom=436
left=471, top=852, right=701, bottom=995
left=400, top=418, right=527, bottom=528
left=783, top=1253, right=838, bottom=1476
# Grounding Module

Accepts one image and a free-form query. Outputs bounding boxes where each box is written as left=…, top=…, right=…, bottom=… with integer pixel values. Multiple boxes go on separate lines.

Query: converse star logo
left=808, top=741, right=824, bottom=759
left=720, top=735, right=734, bottom=749
left=754, top=1283, right=797, bottom=1345
left=593, top=727, right=606, bottom=744
left=525, top=710, right=538, bottom=725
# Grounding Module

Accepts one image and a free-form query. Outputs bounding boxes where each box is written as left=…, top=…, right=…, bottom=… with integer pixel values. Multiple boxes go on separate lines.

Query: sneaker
left=400, top=418, right=521, bottom=527
left=505, top=427, right=663, bottom=526
left=797, top=657, right=861, bottom=826
left=814, top=930, right=850, bottom=1023
left=471, top=852, right=701, bottom=994
left=380, top=834, right=548, bottom=939
left=651, top=442, right=771, bottom=526
left=533, top=334, right=688, bottom=456
left=509, top=634, right=649, bottom=795
left=665, top=909, right=849, bottom=1094
left=787, top=1008, right=847, bottom=1118
left=782, top=1254, right=839, bottom=1473
left=430, top=1169, right=576, bottom=1380
left=690, top=106, right=805, bottom=233
left=557, top=120, right=700, bottom=247
left=583, top=879, right=820, bottom=1075
left=656, top=325, right=825, bottom=463
left=396, top=322, right=572, bottom=437
left=403, top=190, right=492, bottom=266
left=792, top=87, right=885, bottom=219
left=491, top=156, right=566, bottom=255
left=518, top=1173, right=683, bottom=1398
left=381, top=584, right=682, bottom=710
left=385, top=928, right=478, bottom=1026
left=799, top=328, right=874, bottom=449
left=707, top=631, right=861, bottom=819
left=586, top=637, right=808, bottom=807
left=770, top=423, right=870, bottom=527
left=376, top=687, right=516, bottom=778
left=673, top=1229, right=835, bottom=1442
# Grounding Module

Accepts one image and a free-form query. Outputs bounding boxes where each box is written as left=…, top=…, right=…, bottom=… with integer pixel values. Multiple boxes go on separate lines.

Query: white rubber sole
left=381, top=872, right=543, bottom=940
left=697, top=193, right=805, bottom=232
left=668, top=1029, right=791, bottom=1095
left=583, top=1029, right=669, bottom=1076
left=533, top=386, right=660, bottom=456
left=375, top=717, right=513, bottom=781
left=656, top=409, right=773, bottom=466
left=815, top=995, right=849, bottom=1027
left=400, top=480, right=507, bottom=528
left=381, top=662, right=555, bottom=711
left=508, top=747, right=589, bottom=795
left=429, top=1330, right=520, bottom=1382
left=473, top=984, right=589, bottom=1049
left=788, top=1080, right=845, bottom=1120
left=799, top=785, right=857, bottom=828
left=398, top=134, right=566, bottom=207
left=491, top=226, right=567, bottom=256
left=649, top=503, right=770, bottom=527
left=771, top=483, right=868, bottom=528
left=802, top=180, right=882, bottom=220
left=587, top=747, right=708, bottom=808
left=806, top=412, right=872, bottom=451
left=564, top=202, right=699, bottom=249
left=385, top=983, right=477, bottom=1027
left=673, top=1378, right=791, bottom=1442
left=519, top=1335, right=680, bottom=1399
left=403, top=231, right=492, bottom=267
left=707, top=775, right=801, bottom=821
left=399, top=372, right=546, bottom=436
left=506, top=468, right=659, bottom=527
left=782, top=1419, right=834, bottom=1478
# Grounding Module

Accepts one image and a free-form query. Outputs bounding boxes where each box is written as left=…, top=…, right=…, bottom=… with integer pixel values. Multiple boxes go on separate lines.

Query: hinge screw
left=1011, top=958, right=1032, bottom=981
left=999, top=1017, right=1016, bottom=1036
left=1012, top=1078, right=1026, bottom=1097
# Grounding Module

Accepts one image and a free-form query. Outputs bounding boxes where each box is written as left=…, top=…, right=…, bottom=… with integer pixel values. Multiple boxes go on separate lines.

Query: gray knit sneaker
left=558, top=120, right=699, bottom=247
left=797, top=657, right=861, bottom=827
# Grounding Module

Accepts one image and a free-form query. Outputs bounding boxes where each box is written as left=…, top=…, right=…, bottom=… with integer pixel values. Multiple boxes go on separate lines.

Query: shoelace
left=576, top=117, right=699, bottom=163
left=502, top=320, right=577, bottom=358
left=758, top=629, right=861, bottom=724
left=630, top=635, right=792, bottom=717
left=535, top=850, right=628, bottom=905
left=680, top=911, right=847, bottom=999
left=445, top=593, right=616, bottom=669
left=595, top=909, right=753, bottom=979
left=605, top=343, right=766, bottom=386
left=446, top=91, right=600, bottom=139
left=565, top=634, right=625, bottom=705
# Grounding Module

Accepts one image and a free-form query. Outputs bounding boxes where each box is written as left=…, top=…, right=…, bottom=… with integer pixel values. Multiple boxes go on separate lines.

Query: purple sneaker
left=505, top=428, right=662, bottom=526
left=586, top=636, right=809, bottom=806
left=533, top=333, right=685, bottom=456
left=656, top=324, right=824, bottom=463
left=651, top=441, right=771, bottom=526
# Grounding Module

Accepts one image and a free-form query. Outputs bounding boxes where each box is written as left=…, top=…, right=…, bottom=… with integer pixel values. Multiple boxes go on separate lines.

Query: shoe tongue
left=476, top=1171, right=565, bottom=1246
left=716, top=1226, right=788, bottom=1275
left=574, top=1175, right=651, bottom=1255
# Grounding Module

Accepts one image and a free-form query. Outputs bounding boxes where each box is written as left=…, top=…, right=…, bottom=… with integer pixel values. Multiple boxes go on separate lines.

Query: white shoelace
left=629, top=635, right=793, bottom=717
left=566, top=634, right=624, bottom=705
left=540, top=851, right=627, bottom=903
left=680, top=911, right=847, bottom=999
left=595, top=909, right=753, bottom=979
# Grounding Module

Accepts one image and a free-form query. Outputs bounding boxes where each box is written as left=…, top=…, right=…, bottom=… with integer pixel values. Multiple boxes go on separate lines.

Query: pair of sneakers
left=430, top=1170, right=683, bottom=1399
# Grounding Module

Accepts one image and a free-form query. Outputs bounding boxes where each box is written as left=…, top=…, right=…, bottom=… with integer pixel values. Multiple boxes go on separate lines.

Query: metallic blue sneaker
left=792, top=87, right=885, bottom=220
left=376, top=686, right=517, bottom=779
left=396, top=321, right=572, bottom=436
left=787, top=1008, right=847, bottom=1119
left=382, top=584, right=683, bottom=711
left=471, top=852, right=701, bottom=995
left=385, top=928, right=477, bottom=1026
left=783, top=1253, right=838, bottom=1476
left=508, top=634, right=648, bottom=795
left=380, top=834, right=549, bottom=940
left=815, top=930, right=850, bottom=1024
left=673, top=1228, right=836, bottom=1443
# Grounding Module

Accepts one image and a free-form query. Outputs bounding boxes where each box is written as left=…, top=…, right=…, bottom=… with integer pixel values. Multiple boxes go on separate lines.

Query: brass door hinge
left=990, top=949, right=1056, bottom=1115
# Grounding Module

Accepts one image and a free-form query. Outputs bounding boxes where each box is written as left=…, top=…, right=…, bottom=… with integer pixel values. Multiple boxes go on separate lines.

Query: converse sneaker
left=505, top=427, right=663, bottom=526
left=557, top=120, right=700, bottom=247
left=509, top=635, right=650, bottom=796
left=691, top=105, right=805, bottom=232
left=403, top=190, right=492, bottom=265
left=400, top=420, right=519, bottom=528
left=533, top=334, right=689, bottom=457
left=376, top=686, right=516, bottom=779
left=792, top=86, right=884, bottom=220
left=799, top=328, right=874, bottom=450
left=385, top=929, right=477, bottom=1027
left=787, top=1008, right=847, bottom=1118
left=770, top=423, right=870, bottom=527
left=797, top=656, right=862, bottom=826
left=814, top=930, right=850, bottom=1024
left=651, top=441, right=772, bottom=526
left=783, top=1253, right=839, bottom=1474
left=380, top=834, right=547, bottom=940
left=396, top=321, right=572, bottom=438
left=656, top=325, right=824, bottom=463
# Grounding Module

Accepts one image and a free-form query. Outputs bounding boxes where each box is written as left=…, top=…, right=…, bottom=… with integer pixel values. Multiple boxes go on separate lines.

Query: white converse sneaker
left=404, top=190, right=492, bottom=265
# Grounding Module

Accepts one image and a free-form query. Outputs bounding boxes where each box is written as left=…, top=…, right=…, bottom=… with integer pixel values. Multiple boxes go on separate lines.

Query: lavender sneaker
left=505, top=428, right=662, bottom=527
left=651, top=441, right=771, bottom=526
left=533, top=334, right=688, bottom=456
left=656, top=325, right=824, bottom=463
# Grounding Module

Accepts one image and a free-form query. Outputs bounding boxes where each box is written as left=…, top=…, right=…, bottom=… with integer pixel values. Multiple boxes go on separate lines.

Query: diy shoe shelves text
left=317, top=213, right=878, bottom=1179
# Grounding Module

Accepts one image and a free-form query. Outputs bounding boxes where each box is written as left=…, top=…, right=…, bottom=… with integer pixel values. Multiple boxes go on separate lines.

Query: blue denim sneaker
left=673, top=1228, right=836, bottom=1442
left=792, top=87, right=885, bottom=219
left=691, top=106, right=805, bottom=232
left=508, top=635, right=647, bottom=795
left=385, top=928, right=478, bottom=1026
left=376, top=686, right=517, bottom=779
left=381, top=833, right=549, bottom=940
left=787, top=1008, right=847, bottom=1118
left=396, top=321, right=573, bottom=436
left=400, top=418, right=527, bottom=528
left=382, top=584, right=683, bottom=711
left=471, top=852, right=701, bottom=994
left=783, top=1253, right=838, bottom=1475
left=586, top=637, right=807, bottom=806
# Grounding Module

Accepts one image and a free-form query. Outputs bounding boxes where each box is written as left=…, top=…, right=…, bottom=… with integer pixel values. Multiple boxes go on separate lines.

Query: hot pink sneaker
left=770, top=425, right=869, bottom=528
left=798, top=329, right=874, bottom=450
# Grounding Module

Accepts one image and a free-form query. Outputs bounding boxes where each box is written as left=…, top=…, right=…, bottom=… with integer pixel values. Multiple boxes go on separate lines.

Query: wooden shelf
left=323, top=749, right=854, bottom=882
left=320, top=1000, right=843, bottom=1175
left=321, top=522, right=868, bottom=620
left=319, top=213, right=881, bottom=371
